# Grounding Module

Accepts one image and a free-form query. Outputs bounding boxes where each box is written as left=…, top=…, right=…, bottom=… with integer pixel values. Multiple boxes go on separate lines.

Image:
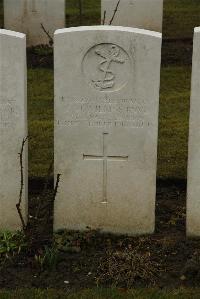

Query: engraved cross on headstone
left=83, top=133, right=128, bottom=203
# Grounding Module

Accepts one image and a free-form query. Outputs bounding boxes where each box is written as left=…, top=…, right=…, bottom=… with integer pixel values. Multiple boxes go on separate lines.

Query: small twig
left=40, top=23, right=53, bottom=46
left=16, top=136, right=28, bottom=231
left=109, top=0, right=121, bottom=25
left=53, top=174, right=61, bottom=201
left=102, top=10, right=106, bottom=25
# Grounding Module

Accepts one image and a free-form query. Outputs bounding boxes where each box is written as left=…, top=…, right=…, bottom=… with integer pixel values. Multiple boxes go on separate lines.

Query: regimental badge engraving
left=92, top=45, right=125, bottom=90
left=83, top=43, right=131, bottom=92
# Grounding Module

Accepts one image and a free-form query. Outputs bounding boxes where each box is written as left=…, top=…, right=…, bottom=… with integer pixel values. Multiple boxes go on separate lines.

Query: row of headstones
left=0, top=25, right=199, bottom=236
left=3, top=0, right=163, bottom=46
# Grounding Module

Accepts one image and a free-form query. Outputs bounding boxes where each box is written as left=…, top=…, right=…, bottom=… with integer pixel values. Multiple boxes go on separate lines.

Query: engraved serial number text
left=56, top=97, right=149, bottom=129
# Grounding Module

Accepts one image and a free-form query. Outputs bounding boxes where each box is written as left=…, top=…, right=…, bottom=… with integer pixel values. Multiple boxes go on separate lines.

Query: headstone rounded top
left=55, top=25, right=162, bottom=39
left=0, top=29, right=25, bottom=39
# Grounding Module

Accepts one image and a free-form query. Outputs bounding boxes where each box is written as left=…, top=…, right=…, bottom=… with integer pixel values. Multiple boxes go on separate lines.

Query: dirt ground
left=1, top=180, right=200, bottom=291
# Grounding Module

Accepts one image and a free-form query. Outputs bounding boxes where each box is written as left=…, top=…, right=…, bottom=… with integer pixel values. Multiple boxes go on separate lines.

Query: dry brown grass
left=96, top=245, right=162, bottom=287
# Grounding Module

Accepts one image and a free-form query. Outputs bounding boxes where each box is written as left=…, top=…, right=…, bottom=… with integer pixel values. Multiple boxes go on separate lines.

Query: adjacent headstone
left=54, top=26, right=161, bottom=235
left=4, top=0, right=65, bottom=46
left=0, top=29, right=27, bottom=230
left=101, top=0, right=163, bottom=32
left=187, top=27, right=200, bottom=237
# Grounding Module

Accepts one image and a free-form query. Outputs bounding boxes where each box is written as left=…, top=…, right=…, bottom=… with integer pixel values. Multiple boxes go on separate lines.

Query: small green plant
left=0, top=230, right=27, bottom=259
left=34, top=246, right=59, bottom=271
left=34, top=253, right=46, bottom=271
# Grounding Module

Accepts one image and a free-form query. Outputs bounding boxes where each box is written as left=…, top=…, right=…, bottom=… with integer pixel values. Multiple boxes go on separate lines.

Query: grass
left=158, top=66, right=191, bottom=179
left=1, top=288, right=200, bottom=298
left=28, top=69, right=53, bottom=177
left=163, top=0, right=200, bottom=39
left=65, top=0, right=101, bottom=27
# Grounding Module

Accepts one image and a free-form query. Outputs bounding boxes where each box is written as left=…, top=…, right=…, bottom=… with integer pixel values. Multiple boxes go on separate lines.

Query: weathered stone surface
left=0, top=29, right=27, bottom=230
left=4, top=0, right=65, bottom=46
left=54, top=26, right=161, bottom=235
left=187, top=27, right=200, bottom=237
left=101, top=0, right=163, bottom=32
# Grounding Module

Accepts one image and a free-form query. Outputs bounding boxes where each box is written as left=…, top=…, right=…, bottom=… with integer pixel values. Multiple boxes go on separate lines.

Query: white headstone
left=0, top=29, right=27, bottom=230
left=101, top=0, right=163, bottom=32
left=4, top=0, right=65, bottom=46
left=54, top=26, right=161, bottom=235
left=187, top=27, right=200, bottom=237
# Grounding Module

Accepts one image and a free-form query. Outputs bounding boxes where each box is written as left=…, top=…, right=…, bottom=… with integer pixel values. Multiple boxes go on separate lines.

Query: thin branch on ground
left=109, top=0, right=121, bottom=25
left=41, top=23, right=53, bottom=46
left=102, top=10, right=106, bottom=25
left=16, top=136, right=28, bottom=232
left=53, top=174, right=61, bottom=201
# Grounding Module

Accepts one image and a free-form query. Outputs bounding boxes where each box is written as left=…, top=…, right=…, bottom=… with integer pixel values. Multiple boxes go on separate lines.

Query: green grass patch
left=158, top=66, right=191, bottom=179
left=28, top=69, right=53, bottom=177
left=65, top=0, right=101, bottom=27
left=163, top=0, right=200, bottom=39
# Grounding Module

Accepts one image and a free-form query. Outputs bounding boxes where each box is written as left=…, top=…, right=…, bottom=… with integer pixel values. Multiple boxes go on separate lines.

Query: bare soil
left=1, top=179, right=200, bottom=291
